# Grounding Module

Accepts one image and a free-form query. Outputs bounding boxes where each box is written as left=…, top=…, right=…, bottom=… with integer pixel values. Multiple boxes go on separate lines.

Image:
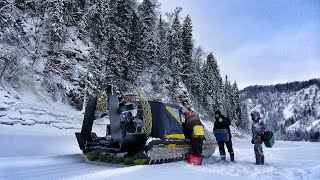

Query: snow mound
left=0, top=82, right=82, bottom=130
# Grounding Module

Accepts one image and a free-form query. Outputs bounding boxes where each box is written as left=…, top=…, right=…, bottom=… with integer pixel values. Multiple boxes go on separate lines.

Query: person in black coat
left=213, top=110, right=235, bottom=162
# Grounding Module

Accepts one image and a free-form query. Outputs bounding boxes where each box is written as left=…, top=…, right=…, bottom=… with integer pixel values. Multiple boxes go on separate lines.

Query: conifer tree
left=232, top=81, right=242, bottom=125
left=156, top=15, right=169, bottom=66
left=50, top=0, right=65, bottom=52
left=190, top=46, right=204, bottom=107
left=138, top=0, right=158, bottom=65
left=181, top=15, right=193, bottom=85
left=168, top=8, right=183, bottom=89
left=89, top=0, right=108, bottom=49
left=223, top=75, right=232, bottom=116
left=127, top=12, right=142, bottom=82
left=240, top=102, right=250, bottom=132
left=106, top=0, right=134, bottom=79
left=229, top=81, right=237, bottom=122
left=201, top=53, right=222, bottom=111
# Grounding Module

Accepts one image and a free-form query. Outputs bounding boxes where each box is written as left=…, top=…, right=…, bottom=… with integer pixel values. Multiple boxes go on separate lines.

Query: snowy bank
left=0, top=82, right=82, bottom=129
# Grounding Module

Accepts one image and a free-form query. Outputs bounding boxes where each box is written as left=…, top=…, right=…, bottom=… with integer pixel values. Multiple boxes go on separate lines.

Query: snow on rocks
left=307, top=119, right=320, bottom=131
left=51, top=123, right=82, bottom=129
left=242, top=84, right=320, bottom=140
left=21, top=119, right=36, bottom=126
left=62, top=27, right=93, bottom=57
left=0, top=83, right=82, bottom=130
left=283, top=104, right=294, bottom=119
left=0, top=116, right=21, bottom=125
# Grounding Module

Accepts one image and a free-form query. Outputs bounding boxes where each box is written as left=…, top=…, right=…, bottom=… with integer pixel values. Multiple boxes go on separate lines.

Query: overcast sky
left=158, top=0, right=320, bottom=89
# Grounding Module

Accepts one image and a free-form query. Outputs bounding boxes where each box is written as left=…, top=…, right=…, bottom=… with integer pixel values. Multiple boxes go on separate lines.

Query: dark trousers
left=254, top=142, right=263, bottom=158
left=218, top=140, right=234, bottom=157
left=190, top=136, right=204, bottom=157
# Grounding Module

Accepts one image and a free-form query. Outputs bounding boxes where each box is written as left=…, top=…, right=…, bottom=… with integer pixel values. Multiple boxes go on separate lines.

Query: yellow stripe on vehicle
left=165, top=106, right=182, bottom=124
left=165, top=134, right=185, bottom=139
left=167, top=144, right=176, bottom=148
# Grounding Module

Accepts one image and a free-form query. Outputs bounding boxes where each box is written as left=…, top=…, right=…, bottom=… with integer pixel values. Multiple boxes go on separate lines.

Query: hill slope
left=240, top=79, right=320, bottom=141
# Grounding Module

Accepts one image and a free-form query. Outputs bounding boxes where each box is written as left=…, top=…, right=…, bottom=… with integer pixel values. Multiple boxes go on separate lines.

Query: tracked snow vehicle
left=75, top=83, right=217, bottom=165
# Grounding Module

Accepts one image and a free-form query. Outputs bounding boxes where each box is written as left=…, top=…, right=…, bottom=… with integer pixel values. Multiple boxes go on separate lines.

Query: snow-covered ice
left=1, top=80, right=319, bottom=180
left=0, top=124, right=319, bottom=180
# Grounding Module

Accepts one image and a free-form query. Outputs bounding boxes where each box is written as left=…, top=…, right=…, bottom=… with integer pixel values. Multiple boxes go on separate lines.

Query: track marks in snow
left=0, top=154, right=131, bottom=180
left=65, top=165, right=144, bottom=180
left=0, top=154, right=84, bottom=168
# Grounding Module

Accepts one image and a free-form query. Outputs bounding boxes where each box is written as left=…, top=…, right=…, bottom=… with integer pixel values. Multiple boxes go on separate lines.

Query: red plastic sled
left=187, top=154, right=203, bottom=165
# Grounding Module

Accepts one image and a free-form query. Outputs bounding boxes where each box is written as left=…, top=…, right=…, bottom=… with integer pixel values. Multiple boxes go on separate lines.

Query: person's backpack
left=262, top=131, right=275, bottom=148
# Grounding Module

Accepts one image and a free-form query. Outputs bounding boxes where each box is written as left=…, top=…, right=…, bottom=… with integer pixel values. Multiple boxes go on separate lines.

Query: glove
left=253, top=136, right=262, bottom=144
left=256, top=136, right=262, bottom=142
left=251, top=139, right=255, bottom=144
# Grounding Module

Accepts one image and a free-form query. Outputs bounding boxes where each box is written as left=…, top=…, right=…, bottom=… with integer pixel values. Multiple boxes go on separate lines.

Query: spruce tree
left=240, top=102, right=250, bottom=132
left=201, top=53, right=222, bottom=111
left=156, top=15, right=169, bottom=66
left=168, top=9, right=183, bottom=89
left=50, top=0, right=65, bottom=52
left=232, top=81, right=242, bottom=126
left=89, top=0, right=108, bottom=49
left=216, top=76, right=224, bottom=112
left=181, top=15, right=193, bottom=85
left=223, top=75, right=232, bottom=116
left=106, top=0, right=134, bottom=79
left=0, top=0, right=29, bottom=53
left=137, top=0, right=158, bottom=65
left=127, top=12, right=142, bottom=82
left=229, top=81, right=237, bottom=123
left=191, top=46, right=205, bottom=108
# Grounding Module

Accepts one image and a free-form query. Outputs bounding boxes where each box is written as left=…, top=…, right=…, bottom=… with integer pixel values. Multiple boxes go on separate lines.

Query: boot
left=230, top=153, right=235, bottom=162
left=187, top=153, right=202, bottom=165
left=255, top=157, right=261, bottom=165
left=261, top=155, right=264, bottom=165
left=220, top=156, right=226, bottom=161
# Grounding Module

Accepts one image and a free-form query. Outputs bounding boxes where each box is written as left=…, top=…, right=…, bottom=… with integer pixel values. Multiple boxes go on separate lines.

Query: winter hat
left=184, top=111, right=191, bottom=117
left=251, top=111, right=260, bottom=121
left=214, top=110, right=222, bottom=115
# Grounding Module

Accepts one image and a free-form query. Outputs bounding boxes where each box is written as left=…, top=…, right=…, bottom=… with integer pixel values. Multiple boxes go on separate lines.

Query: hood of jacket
left=251, top=111, right=261, bottom=122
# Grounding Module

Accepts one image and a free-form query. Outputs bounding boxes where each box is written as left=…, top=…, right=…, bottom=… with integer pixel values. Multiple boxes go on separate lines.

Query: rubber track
left=147, top=141, right=216, bottom=164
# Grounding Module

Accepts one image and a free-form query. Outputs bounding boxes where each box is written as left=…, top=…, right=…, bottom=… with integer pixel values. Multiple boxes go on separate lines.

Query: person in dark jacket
left=213, top=110, right=235, bottom=162
left=251, top=111, right=266, bottom=165
left=184, top=111, right=205, bottom=157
